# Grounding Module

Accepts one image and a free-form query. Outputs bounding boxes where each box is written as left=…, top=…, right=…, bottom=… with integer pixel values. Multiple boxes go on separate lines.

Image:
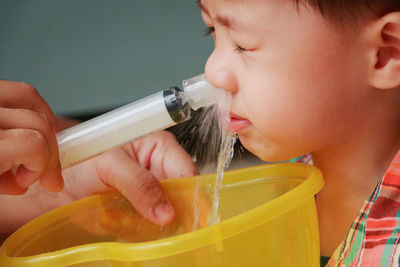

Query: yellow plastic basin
left=0, top=163, right=323, bottom=267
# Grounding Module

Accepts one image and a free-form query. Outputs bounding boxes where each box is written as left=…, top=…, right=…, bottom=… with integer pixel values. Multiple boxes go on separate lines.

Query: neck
left=314, top=95, right=400, bottom=208
left=313, top=138, right=399, bottom=208
left=313, top=88, right=400, bottom=256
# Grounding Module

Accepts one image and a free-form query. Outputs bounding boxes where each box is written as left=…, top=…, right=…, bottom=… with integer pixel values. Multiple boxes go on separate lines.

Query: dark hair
left=299, top=0, right=400, bottom=24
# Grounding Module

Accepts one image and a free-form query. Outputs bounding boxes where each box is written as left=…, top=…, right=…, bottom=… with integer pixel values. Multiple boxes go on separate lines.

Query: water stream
left=186, top=90, right=236, bottom=230
left=209, top=131, right=237, bottom=225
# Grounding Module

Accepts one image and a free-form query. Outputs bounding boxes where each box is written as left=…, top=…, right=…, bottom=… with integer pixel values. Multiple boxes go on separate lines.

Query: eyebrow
left=197, top=0, right=249, bottom=31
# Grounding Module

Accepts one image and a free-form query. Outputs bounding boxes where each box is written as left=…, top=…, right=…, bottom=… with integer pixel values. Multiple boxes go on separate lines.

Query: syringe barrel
left=57, top=87, right=189, bottom=169
left=57, top=74, right=221, bottom=170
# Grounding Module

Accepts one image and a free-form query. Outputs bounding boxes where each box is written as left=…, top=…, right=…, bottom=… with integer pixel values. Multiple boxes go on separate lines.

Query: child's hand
left=62, top=131, right=198, bottom=226
left=0, top=80, right=63, bottom=195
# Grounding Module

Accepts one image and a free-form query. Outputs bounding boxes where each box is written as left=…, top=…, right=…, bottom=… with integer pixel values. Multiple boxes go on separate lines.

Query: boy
left=198, top=0, right=400, bottom=265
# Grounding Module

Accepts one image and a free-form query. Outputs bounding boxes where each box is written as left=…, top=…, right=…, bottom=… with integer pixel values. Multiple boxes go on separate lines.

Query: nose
left=204, top=48, right=238, bottom=94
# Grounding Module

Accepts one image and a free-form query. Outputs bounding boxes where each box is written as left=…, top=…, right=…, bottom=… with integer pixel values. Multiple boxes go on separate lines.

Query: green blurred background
left=0, top=0, right=213, bottom=117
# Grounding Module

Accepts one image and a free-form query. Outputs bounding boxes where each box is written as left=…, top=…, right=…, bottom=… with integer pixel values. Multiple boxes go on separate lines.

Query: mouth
left=229, top=112, right=252, bottom=133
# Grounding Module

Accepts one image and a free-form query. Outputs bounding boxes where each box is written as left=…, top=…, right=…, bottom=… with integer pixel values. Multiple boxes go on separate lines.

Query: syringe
left=57, top=74, right=221, bottom=169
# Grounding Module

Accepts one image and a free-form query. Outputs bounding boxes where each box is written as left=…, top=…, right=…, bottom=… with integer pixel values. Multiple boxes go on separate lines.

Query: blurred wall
left=0, top=0, right=213, bottom=116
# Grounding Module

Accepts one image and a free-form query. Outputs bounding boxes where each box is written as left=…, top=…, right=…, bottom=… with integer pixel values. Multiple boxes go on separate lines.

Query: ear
left=368, top=12, right=400, bottom=90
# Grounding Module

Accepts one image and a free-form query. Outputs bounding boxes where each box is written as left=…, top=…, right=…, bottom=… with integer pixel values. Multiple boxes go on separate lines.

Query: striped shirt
left=327, top=150, right=400, bottom=266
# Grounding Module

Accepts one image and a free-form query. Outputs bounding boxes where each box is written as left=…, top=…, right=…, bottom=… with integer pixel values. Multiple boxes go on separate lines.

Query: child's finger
left=157, top=133, right=198, bottom=178
left=0, top=107, right=62, bottom=191
left=131, top=131, right=198, bottom=180
left=0, top=80, right=58, bottom=131
left=95, top=149, right=175, bottom=226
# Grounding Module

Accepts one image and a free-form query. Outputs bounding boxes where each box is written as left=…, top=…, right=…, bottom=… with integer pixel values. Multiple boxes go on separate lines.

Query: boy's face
left=200, top=0, right=372, bottom=161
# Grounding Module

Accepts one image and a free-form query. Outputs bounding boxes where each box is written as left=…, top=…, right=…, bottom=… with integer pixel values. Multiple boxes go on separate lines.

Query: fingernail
left=154, top=201, right=174, bottom=225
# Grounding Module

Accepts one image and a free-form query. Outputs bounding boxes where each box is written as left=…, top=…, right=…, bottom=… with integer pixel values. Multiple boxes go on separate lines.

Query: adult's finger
left=0, top=80, right=57, bottom=130
left=0, top=108, right=63, bottom=192
left=0, top=170, right=27, bottom=195
left=0, top=129, right=48, bottom=184
left=0, top=128, right=51, bottom=172
left=94, top=149, right=175, bottom=226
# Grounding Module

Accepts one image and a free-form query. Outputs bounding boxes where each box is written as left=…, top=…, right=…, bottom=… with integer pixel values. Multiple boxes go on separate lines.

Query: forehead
left=198, top=0, right=292, bottom=10
left=199, top=0, right=266, bottom=14
left=198, top=0, right=297, bottom=31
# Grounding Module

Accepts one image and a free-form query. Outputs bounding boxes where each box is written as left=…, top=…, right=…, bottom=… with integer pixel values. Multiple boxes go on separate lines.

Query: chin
left=238, top=137, right=272, bottom=161
left=238, top=135, right=294, bottom=163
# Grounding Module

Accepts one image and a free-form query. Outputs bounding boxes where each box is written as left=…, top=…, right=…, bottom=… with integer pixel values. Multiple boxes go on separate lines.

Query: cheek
left=238, top=46, right=361, bottom=151
left=240, top=75, right=313, bottom=137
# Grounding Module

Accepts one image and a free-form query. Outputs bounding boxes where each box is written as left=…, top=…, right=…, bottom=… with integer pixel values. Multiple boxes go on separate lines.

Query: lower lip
left=229, top=117, right=252, bottom=133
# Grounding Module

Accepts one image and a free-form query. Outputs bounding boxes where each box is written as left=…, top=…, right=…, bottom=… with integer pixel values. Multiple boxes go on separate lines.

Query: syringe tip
left=182, top=74, right=222, bottom=111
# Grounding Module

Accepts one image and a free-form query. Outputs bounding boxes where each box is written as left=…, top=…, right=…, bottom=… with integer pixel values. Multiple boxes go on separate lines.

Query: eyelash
left=204, top=26, right=246, bottom=54
left=234, top=46, right=246, bottom=54
left=203, top=26, right=215, bottom=36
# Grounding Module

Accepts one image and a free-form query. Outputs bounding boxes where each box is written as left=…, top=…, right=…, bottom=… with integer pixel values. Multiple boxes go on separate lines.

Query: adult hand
left=0, top=80, right=63, bottom=195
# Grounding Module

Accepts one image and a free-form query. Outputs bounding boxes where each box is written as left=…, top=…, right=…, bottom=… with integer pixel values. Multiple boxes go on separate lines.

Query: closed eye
left=204, top=26, right=247, bottom=54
